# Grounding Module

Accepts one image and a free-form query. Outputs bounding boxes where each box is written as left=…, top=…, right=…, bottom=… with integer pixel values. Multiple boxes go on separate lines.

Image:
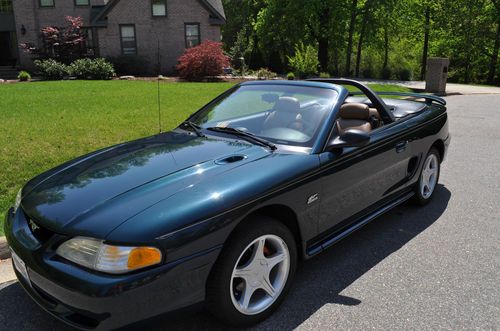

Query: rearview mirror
left=327, top=129, right=370, bottom=150
left=261, top=93, right=279, bottom=103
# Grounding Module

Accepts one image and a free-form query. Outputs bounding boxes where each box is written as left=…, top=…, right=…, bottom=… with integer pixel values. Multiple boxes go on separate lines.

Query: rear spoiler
left=350, top=91, right=447, bottom=106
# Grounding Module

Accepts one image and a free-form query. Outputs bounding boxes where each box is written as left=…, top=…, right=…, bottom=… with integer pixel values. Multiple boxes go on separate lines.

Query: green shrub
left=381, top=66, right=393, bottom=80
left=319, top=72, right=330, bottom=78
left=69, top=58, right=92, bottom=79
left=18, top=71, right=31, bottom=82
left=34, top=59, right=69, bottom=80
left=287, top=42, right=319, bottom=79
left=69, top=58, right=115, bottom=80
left=397, top=68, right=413, bottom=81
left=287, top=72, right=295, bottom=80
left=256, top=68, right=277, bottom=80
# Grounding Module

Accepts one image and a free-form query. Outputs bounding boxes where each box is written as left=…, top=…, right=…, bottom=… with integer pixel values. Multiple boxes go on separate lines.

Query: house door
left=0, top=32, right=15, bottom=66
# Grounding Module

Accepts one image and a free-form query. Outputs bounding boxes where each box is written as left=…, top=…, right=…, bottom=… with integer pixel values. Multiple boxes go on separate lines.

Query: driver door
left=317, top=116, right=414, bottom=234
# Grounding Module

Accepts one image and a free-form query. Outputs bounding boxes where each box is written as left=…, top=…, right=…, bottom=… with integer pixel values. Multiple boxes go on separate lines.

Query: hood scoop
left=215, top=154, right=247, bottom=165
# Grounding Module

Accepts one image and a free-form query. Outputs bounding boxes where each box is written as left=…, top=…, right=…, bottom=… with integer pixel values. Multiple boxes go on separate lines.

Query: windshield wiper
left=181, top=121, right=205, bottom=137
left=207, top=127, right=277, bottom=151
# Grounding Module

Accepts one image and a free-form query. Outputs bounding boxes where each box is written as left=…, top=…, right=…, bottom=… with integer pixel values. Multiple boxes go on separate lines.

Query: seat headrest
left=339, top=103, right=370, bottom=120
left=274, top=97, right=300, bottom=113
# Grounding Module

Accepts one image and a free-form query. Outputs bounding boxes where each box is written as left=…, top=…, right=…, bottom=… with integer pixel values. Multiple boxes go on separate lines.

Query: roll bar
left=307, top=78, right=396, bottom=123
left=350, top=91, right=447, bottom=106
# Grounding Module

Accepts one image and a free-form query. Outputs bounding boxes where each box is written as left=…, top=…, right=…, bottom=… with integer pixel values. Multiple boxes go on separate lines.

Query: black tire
left=413, top=147, right=441, bottom=206
left=206, top=216, right=298, bottom=327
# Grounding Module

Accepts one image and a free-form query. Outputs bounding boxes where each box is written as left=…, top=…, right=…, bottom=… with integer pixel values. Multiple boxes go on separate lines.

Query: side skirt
left=306, top=191, right=415, bottom=257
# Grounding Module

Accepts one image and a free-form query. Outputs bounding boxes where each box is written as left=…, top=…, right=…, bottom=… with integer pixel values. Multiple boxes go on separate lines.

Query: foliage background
left=222, top=0, right=500, bottom=85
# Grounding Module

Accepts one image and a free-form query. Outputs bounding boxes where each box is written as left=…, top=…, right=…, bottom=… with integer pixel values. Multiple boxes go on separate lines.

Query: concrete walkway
left=0, top=259, right=15, bottom=284
left=358, top=79, right=500, bottom=95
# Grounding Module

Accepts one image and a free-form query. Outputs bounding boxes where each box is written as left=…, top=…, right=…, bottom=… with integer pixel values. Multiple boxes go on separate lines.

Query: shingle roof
left=91, top=0, right=225, bottom=25
left=204, top=0, right=225, bottom=20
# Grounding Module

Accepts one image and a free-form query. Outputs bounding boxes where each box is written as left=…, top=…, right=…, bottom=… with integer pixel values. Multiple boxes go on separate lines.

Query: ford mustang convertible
left=5, top=79, right=449, bottom=329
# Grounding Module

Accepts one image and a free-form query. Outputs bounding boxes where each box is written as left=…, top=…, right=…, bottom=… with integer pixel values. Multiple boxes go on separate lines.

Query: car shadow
left=0, top=185, right=451, bottom=331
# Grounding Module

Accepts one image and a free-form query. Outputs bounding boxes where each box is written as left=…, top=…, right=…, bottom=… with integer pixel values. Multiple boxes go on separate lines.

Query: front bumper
left=4, top=208, right=220, bottom=330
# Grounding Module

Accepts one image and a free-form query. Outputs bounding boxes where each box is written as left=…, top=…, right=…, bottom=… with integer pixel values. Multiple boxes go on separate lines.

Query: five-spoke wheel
left=206, top=217, right=297, bottom=326
left=230, top=235, right=290, bottom=315
left=414, top=147, right=441, bottom=205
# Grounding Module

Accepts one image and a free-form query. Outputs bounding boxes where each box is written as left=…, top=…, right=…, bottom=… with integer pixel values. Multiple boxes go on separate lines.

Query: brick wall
left=98, top=0, right=222, bottom=75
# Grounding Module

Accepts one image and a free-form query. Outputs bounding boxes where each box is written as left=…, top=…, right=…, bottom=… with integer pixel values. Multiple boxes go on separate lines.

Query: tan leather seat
left=369, top=108, right=380, bottom=120
left=337, top=103, right=372, bottom=134
left=263, top=97, right=303, bottom=130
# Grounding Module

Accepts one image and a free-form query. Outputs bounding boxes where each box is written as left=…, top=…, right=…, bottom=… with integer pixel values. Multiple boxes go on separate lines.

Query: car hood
left=21, top=131, right=270, bottom=237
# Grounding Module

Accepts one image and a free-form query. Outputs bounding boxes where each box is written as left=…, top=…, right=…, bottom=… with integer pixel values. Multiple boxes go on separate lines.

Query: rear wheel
left=206, top=217, right=297, bottom=326
left=414, top=147, right=441, bottom=205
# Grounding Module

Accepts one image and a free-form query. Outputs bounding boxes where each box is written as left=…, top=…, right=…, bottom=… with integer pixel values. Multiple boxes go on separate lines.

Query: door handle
left=395, top=141, right=408, bottom=153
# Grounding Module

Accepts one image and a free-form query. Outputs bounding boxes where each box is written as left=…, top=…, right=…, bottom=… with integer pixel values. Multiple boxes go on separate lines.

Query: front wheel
left=414, top=147, right=441, bottom=205
left=206, top=217, right=297, bottom=326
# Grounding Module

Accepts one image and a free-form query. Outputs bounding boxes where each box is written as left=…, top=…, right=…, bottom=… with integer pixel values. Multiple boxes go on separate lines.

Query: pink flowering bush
left=21, top=16, right=86, bottom=63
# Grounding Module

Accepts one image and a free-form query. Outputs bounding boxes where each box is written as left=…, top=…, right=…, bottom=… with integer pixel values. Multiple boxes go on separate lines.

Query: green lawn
left=0, top=80, right=410, bottom=236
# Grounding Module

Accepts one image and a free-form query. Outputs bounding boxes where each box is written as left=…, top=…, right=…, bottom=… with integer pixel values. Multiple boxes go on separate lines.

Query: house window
left=152, top=0, right=166, bottom=16
left=120, top=25, right=137, bottom=55
left=0, top=0, right=13, bottom=13
left=81, top=28, right=95, bottom=56
left=185, top=23, right=200, bottom=48
left=39, top=0, right=55, bottom=7
left=75, top=0, right=89, bottom=6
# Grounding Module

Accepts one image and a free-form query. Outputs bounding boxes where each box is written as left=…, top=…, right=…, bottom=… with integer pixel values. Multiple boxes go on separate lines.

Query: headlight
left=14, top=188, right=22, bottom=212
left=56, top=237, right=162, bottom=274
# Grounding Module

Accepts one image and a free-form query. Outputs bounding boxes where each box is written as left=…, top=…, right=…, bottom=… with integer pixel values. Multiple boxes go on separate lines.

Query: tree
left=345, top=0, right=359, bottom=76
left=421, top=6, right=431, bottom=80
left=487, top=0, right=500, bottom=83
left=355, top=0, right=374, bottom=77
left=20, top=16, right=87, bottom=64
left=176, top=41, right=230, bottom=81
left=221, top=0, right=500, bottom=85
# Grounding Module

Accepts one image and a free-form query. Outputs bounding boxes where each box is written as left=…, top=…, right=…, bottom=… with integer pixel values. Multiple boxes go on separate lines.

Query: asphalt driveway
left=0, top=94, right=498, bottom=330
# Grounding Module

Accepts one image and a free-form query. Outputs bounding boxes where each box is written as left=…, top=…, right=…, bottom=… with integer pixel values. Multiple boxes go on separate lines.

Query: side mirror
left=326, top=129, right=370, bottom=151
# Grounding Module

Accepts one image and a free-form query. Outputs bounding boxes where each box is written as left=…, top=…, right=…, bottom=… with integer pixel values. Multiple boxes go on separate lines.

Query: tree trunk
left=355, top=4, right=371, bottom=77
left=420, top=6, right=430, bottom=80
left=317, top=8, right=331, bottom=72
left=333, top=44, right=340, bottom=76
left=318, top=38, right=329, bottom=73
left=383, top=22, right=389, bottom=69
left=355, top=23, right=366, bottom=77
left=487, top=18, right=500, bottom=83
left=345, top=0, right=358, bottom=76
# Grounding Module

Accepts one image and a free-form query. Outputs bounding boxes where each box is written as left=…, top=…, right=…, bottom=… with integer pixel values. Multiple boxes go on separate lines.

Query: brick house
left=0, top=0, right=225, bottom=75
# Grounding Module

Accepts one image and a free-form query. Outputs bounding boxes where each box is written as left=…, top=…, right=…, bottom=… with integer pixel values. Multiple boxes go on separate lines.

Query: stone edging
left=0, top=237, right=10, bottom=260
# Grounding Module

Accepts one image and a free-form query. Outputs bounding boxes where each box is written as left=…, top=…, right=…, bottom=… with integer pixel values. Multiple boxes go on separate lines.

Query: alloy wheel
left=230, top=234, right=290, bottom=315
left=420, top=154, right=439, bottom=199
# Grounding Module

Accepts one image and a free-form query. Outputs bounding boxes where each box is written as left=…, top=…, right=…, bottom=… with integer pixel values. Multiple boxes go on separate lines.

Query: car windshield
left=190, top=84, right=338, bottom=147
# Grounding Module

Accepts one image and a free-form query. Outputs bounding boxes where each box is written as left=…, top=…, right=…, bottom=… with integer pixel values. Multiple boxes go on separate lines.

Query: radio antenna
left=157, top=39, right=162, bottom=133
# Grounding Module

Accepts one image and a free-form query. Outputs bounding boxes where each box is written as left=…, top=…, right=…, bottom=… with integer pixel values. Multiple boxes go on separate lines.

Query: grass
left=0, top=80, right=411, bottom=236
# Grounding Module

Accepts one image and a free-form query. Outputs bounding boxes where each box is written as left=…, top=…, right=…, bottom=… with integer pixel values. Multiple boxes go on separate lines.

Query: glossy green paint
left=4, top=81, right=449, bottom=330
